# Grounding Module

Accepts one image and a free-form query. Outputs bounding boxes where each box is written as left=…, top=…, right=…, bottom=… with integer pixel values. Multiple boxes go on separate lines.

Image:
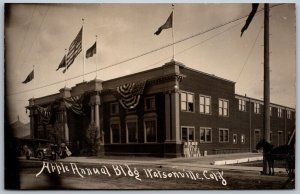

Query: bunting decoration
left=63, top=95, right=85, bottom=115
left=36, top=105, right=52, bottom=125
left=86, top=42, right=96, bottom=58
left=241, top=4, right=259, bottom=37
left=63, top=27, right=83, bottom=73
left=154, top=11, right=173, bottom=35
left=22, top=70, right=34, bottom=84
left=115, top=81, right=147, bottom=109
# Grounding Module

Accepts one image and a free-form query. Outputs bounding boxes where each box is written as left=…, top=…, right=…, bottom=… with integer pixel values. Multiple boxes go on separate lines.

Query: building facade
left=26, top=60, right=295, bottom=157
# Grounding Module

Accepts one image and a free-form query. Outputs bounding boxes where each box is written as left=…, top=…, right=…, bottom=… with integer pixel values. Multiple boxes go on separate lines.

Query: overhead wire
left=6, top=4, right=283, bottom=97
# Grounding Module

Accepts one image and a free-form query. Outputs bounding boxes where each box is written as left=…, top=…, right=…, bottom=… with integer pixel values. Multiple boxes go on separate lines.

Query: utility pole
left=263, top=3, right=270, bottom=175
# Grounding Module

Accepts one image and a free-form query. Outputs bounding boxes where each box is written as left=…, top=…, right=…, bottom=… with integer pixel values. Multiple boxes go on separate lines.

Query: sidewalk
left=60, top=152, right=287, bottom=175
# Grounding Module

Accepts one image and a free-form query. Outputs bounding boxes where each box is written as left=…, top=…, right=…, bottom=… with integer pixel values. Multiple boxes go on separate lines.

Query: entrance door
left=254, top=129, right=261, bottom=148
left=278, top=131, right=284, bottom=146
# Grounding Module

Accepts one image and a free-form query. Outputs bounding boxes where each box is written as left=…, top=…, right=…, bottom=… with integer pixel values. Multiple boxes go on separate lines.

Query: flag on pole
left=154, top=11, right=173, bottom=35
left=241, top=4, right=259, bottom=37
left=22, top=70, right=34, bottom=84
left=56, top=55, right=66, bottom=71
left=86, top=42, right=96, bottom=58
left=63, top=27, right=83, bottom=73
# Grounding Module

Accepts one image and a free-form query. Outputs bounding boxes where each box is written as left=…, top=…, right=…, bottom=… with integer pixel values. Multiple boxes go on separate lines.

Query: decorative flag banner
left=115, top=81, right=146, bottom=109
left=86, top=42, right=96, bottom=58
left=241, top=4, right=259, bottom=37
left=22, top=70, right=34, bottom=84
left=63, top=27, right=83, bottom=73
left=154, top=11, right=173, bottom=35
left=36, top=105, right=52, bottom=125
left=63, top=95, right=85, bottom=115
left=56, top=55, right=66, bottom=71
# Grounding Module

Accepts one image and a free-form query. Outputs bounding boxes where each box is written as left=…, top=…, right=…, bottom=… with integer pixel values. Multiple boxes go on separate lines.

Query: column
left=171, top=91, right=180, bottom=143
left=164, top=93, right=171, bottom=141
left=63, top=108, right=69, bottom=143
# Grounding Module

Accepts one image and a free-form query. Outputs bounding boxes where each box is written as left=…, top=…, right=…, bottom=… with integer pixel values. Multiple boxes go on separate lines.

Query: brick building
left=26, top=60, right=295, bottom=157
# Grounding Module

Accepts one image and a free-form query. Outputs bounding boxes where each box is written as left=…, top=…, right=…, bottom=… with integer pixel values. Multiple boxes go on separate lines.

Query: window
left=241, top=134, right=245, bottom=144
left=269, top=107, right=272, bottom=116
left=126, top=117, right=138, bottom=143
left=233, top=134, right=237, bottom=144
left=144, top=119, right=157, bottom=143
left=254, top=103, right=261, bottom=114
left=110, top=102, right=119, bottom=115
left=219, top=128, right=229, bottom=143
left=278, top=108, right=283, bottom=118
left=110, top=121, right=121, bottom=144
left=287, top=110, right=291, bottom=119
left=238, top=99, right=246, bottom=111
left=270, top=131, right=273, bottom=142
left=200, top=127, right=212, bottom=143
left=144, top=96, right=155, bottom=111
left=199, top=95, right=211, bottom=114
left=181, top=92, right=194, bottom=112
left=219, top=99, right=229, bottom=117
left=181, top=126, right=195, bottom=142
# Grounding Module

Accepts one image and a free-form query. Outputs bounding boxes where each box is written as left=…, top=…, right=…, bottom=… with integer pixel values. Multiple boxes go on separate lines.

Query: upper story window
left=269, top=107, right=272, bottom=116
left=181, top=92, right=194, bottom=112
left=233, top=134, right=237, bottom=144
left=110, top=102, right=119, bottom=115
left=278, top=108, right=283, bottom=118
left=219, top=99, right=229, bottom=117
left=287, top=110, right=291, bottom=119
left=199, top=95, right=211, bottom=114
left=254, top=103, right=261, bottom=114
left=144, top=96, right=156, bottom=111
left=238, top=99, right=246, bottom=111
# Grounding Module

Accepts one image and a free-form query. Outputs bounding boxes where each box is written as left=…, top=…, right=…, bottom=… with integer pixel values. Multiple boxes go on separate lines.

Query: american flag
left=63, top=27, right=82, bottom=73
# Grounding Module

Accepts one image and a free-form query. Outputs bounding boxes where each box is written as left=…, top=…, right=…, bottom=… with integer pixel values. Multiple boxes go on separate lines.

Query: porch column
left=63, top=108, right=69, bottom=143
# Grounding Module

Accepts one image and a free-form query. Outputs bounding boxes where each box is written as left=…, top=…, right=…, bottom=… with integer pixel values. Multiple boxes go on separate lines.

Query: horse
left=256, top=139, right=294, bottom=176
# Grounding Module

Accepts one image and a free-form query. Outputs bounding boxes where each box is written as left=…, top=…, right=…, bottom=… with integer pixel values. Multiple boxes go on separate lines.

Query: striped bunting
left=63, top=95, right=85, bottom=115
left=36, top=105, right=52, bottom=125
left=63, top=27, right=82, bottom=73
left=116, top=81, right=146, bottom=109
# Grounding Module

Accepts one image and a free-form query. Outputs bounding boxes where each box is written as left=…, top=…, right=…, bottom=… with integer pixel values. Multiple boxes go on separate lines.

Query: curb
left=212, top=156, right=263, bottom=165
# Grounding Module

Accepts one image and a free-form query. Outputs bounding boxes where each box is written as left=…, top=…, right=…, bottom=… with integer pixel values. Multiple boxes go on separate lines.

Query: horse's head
left=256, top=139, right=266, bottom=150
left=256, top=139, right=274, bottom=151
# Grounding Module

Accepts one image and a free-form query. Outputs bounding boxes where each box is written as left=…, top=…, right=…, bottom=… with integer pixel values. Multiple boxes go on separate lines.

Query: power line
left=235, top=24, right=263, bottom=83
left=7, top=4, right=283, bottom=97
left=135, top=20, right=245, bottom=73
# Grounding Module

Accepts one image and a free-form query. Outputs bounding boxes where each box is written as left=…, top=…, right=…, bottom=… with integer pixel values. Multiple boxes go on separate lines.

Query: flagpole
left=64, top=48, right=67, bottom=87
left=95, top=35, right=98, bottom=79
left=82, top=18, right=85, bottom=82
left=33, top=64, right=35, bottom=98
left=171, top=4, right=175, bottom=61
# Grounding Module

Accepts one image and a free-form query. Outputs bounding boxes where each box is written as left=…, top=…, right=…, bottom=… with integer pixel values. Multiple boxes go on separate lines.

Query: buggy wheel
left=37, top=152, right=44, bottom=161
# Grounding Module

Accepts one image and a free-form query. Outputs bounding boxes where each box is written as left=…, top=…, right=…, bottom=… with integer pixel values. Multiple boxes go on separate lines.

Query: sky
left=4, top=3, right=296, bottom=124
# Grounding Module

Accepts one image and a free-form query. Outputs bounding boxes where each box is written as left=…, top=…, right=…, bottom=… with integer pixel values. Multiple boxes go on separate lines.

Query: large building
left=26, top=60, right=295, bottom=157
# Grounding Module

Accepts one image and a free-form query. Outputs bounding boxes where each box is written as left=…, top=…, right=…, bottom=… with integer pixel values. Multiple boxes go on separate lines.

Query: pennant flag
left=114, top=81, right=147, bottom=109
left=86, top=42, right=96, bottom=58
left=63, top=27, right=83, bottom=73
left=241, top=4, right=259, bottom=37
left=22, top=70, right=34, bottom=84
left=154, top=11, right=173, bottom=35
left=36, top=105, right=52, bottom=125
left=63, top=95, right=85, bottom=115
left=56, top=55, right=66, bottom=71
